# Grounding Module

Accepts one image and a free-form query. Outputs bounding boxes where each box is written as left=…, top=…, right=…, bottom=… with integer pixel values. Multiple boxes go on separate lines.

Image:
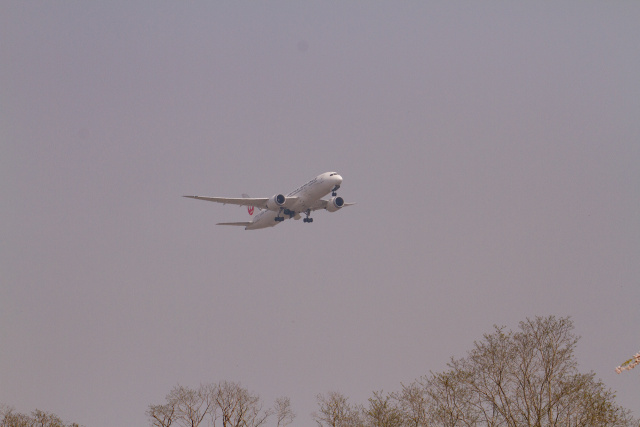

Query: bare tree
left=211, top=381, right=270, bottom=427
left=0, top=406, right=31, bottom=427
left=147, top=384, right=213, bottom=427
left=0, top=406, right=80, bottom=427
left=362, top=391, right=403, bottom=427
left=313, top=391, right=362, bottom=427
left=393, top=382, right=429, bottom=427
left=170, top=384, right=214, bottom=427
left=148, top=382, right=273, bottom=427
left=421, top=316, right=636, bottom=427
left=31, top=410, right=64, bottom=427
left=423, top=366, right=479, bottom=427
left=273, top=397, right=295, bottom=427
left=147, top=403, right=176, bottom=427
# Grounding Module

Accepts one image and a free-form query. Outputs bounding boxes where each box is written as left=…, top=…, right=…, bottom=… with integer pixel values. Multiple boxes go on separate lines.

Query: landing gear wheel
left=303, top=210, right=313, bottom=223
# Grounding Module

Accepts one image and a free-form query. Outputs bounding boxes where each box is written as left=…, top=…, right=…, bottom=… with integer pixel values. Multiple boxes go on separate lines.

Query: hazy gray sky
left=2, top=2, right=639, bottom=426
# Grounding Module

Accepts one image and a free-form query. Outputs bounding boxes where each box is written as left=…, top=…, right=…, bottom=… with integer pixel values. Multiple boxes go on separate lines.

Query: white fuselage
left=247, top=172, right=342, bottom=230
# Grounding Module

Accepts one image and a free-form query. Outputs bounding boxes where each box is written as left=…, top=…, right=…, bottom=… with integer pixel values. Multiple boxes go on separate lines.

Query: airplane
left=183, top=172, right=354, bottom=230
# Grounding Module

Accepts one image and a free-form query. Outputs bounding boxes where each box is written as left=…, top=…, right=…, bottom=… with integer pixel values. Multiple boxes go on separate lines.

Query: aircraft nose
left=334, top=174, right=343, bottom=184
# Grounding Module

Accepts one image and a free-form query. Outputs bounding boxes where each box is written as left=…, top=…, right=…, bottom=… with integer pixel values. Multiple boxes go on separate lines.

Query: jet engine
left=266, top=194, right=286, bottom=211
left=325, top=196, right=345, bottom=212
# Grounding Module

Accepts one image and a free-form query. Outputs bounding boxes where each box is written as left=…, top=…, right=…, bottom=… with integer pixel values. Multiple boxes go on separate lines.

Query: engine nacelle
left=266, top=194, right=286, bottom=211
left=325, top=196, right=345, bottom=213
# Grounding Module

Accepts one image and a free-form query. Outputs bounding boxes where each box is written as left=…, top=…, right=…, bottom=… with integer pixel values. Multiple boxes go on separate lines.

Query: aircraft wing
left=183, top=195, right=301, bottom=210
left=183, top=196, right=270, bottom=209
left=307, top=199, right=328, bottom=211
left=308, top=199, right=356, bottom=211
left=217, top=222, right=252, bottom=227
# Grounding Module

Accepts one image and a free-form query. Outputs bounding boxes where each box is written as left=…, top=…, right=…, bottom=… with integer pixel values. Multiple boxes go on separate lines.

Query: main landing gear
left=303, top=209, right=313, bottom=223
left=275, top=208, right=295, bottom=222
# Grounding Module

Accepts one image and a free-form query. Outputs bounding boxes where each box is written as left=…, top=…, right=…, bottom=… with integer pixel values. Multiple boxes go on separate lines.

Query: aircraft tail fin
left=242, top=194, right=259, bottom=216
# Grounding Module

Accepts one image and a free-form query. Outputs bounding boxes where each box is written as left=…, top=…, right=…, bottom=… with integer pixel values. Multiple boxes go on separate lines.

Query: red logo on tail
left=247, top=206, right=254, bottom=215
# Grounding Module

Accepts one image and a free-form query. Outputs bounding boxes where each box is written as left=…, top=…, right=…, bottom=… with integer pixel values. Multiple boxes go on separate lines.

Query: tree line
left=146, top=316, right=637, bottom=427
left=312, top=319, right=637, bottom=426
left=2, top=316, right=637, bottom=427
left=0, top=407, right=81, bottom=427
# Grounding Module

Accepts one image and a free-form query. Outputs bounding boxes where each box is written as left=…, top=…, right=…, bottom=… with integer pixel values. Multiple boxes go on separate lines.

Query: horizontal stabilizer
left=216, top=222, right=252, bottom=226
